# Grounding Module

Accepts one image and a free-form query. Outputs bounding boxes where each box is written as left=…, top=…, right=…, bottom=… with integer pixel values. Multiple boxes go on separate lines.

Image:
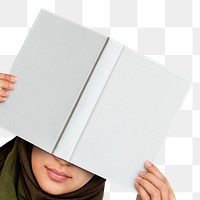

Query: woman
left=0, top=73, right=176, bottom=200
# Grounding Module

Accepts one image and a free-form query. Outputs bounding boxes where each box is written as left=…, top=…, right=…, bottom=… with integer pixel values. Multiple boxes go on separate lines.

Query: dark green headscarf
left=0, top=137, right=106, bottom=200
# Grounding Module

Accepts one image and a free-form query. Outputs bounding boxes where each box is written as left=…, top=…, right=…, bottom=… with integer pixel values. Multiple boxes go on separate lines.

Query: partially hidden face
left=31, top=146, right=94, bottom=195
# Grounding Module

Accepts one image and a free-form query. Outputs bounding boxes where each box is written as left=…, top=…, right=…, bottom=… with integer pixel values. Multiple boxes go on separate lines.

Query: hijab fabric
left=0, top=137, right=106, bottom=200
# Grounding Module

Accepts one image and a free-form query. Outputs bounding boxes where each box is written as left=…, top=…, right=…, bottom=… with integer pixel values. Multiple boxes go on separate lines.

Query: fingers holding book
left=0, top=73, right=17, bottom=102
left=134, top=161, right=176, bottom=200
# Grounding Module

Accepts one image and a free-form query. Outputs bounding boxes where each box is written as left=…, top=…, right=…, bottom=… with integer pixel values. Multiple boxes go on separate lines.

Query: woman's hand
left=135, top=161, right=176, bottom=200
left=0, top=73, right=17, bottom=102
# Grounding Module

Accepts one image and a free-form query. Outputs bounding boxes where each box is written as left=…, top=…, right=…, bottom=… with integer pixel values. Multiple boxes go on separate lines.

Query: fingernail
left=2, top=97, right=6, bottom=101
left=11, top=76, right=17, bottom=82
left=134, top=181, right=139, bottom=186
left=9, top=83, right=15, bottom=89
left=139, top=171, right=146, bottom=176
left=145, top=160, right=152, bottom=167
left=136, top=176, right=142, bottom=182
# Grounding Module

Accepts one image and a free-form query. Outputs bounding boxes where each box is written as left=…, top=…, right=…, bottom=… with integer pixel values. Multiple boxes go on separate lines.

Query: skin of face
left=31, top=146, right=94, bottom=195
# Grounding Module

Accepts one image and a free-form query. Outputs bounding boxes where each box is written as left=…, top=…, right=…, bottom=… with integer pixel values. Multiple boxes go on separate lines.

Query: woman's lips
left=46, top=167, right=71, bottom=182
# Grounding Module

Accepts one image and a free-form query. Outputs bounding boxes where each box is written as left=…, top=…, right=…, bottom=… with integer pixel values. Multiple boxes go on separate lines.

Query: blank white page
left=69, top=45, right=192, bottom=191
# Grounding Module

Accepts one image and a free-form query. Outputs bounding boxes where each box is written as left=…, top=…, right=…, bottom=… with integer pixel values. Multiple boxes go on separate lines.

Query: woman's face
left=31, top=146, right=94, bottom=195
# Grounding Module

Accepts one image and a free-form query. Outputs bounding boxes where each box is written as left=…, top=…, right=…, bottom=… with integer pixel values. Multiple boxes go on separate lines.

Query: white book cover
left=0, top=9, right=192, bottom=191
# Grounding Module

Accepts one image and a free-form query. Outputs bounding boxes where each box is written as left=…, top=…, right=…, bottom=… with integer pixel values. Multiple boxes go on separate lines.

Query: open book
left=0, top=9, right=191, bottom=191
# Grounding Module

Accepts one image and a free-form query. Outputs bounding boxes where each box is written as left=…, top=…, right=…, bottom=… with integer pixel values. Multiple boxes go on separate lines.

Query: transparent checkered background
left=0, top=0, right=199, bottom=199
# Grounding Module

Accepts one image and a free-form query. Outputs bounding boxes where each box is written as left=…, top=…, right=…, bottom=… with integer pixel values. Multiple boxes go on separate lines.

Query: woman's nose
left=55, top=156, right=72, bottom=166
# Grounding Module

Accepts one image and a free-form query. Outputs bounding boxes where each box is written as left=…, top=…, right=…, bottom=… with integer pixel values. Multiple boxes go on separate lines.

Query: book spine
left=52, top=39, right=124, bottom=161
